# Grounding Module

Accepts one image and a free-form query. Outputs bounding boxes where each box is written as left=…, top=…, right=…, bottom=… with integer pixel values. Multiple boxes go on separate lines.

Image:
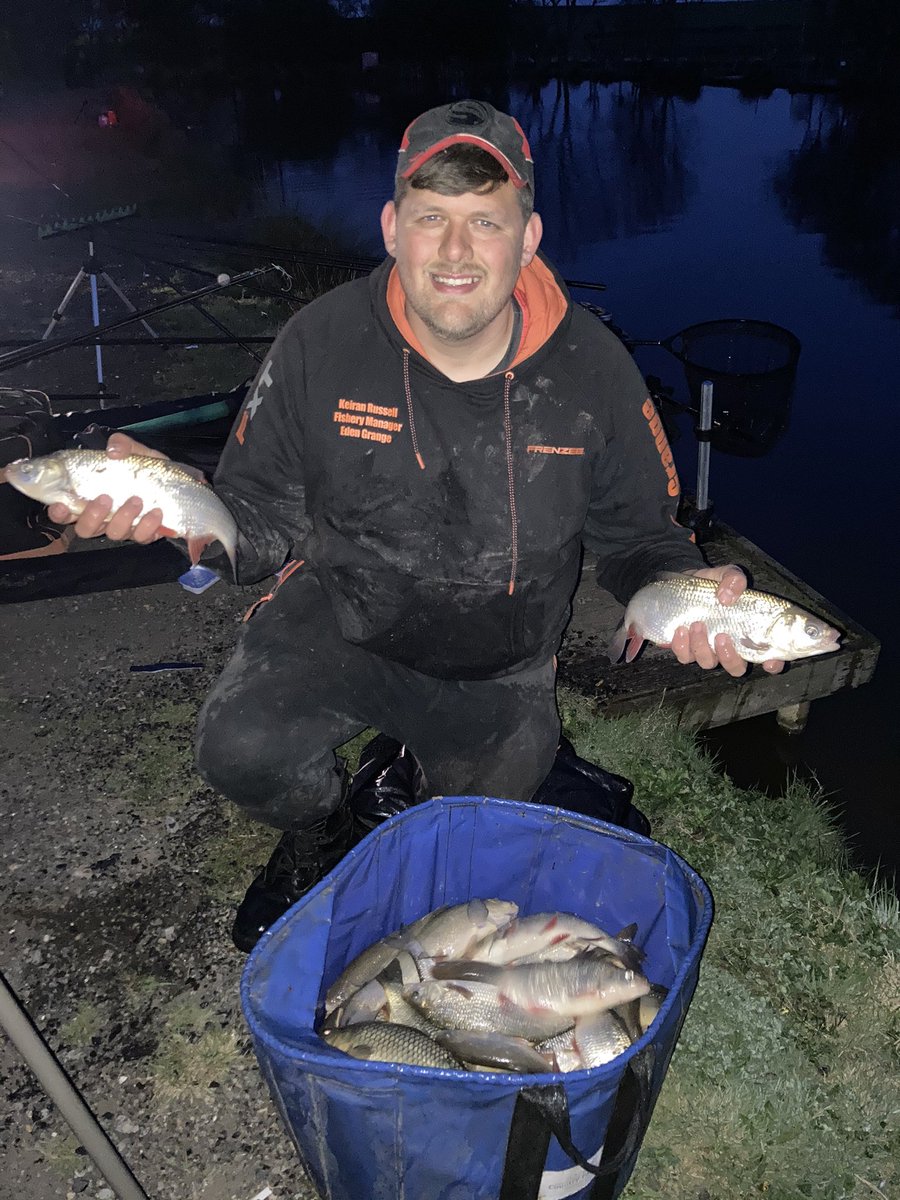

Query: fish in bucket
left=241, top=796, right=713, bottom=1200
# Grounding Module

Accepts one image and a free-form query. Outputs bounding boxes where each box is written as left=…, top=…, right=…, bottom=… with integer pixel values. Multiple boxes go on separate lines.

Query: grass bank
left=557, top=691, right=899, bottom=1199
left=2, top=586, right=896, bottom=1199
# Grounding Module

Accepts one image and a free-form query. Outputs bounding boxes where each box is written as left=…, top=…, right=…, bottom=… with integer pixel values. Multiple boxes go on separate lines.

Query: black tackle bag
left=349, top=732, right=650, bottom=838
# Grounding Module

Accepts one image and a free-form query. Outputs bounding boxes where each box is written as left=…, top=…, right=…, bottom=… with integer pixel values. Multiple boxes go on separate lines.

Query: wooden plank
left=557, top=522, right=881, bottom=731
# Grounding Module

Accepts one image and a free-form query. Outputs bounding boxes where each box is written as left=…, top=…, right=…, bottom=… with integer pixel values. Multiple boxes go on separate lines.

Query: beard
left=400, top=261, right=517, bottom=345
left=413, top=296, right=510, bottom=343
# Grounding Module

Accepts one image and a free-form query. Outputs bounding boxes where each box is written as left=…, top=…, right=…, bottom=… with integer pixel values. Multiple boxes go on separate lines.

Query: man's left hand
left=669, top=565, right=785, bottom=678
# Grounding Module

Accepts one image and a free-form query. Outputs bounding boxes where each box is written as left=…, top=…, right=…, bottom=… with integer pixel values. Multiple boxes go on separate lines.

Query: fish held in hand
left=609, top=574, right=840, bottom=665
left=4, top=450, right=237, bottom=570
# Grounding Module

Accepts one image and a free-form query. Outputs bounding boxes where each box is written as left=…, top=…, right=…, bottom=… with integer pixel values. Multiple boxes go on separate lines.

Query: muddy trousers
left=195, top=569, right=561, bottom=831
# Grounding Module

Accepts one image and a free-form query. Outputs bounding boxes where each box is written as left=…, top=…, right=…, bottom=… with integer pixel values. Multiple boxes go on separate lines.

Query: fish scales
left=432, top=956, right=650, bottom=1017
left=403, top=979, right=572, bottom=1041
left=4, top=450, right=237, bottom=569
left=323, top=1021, right=462, bottom=1069
left=611, top=575, right=840, bottom=664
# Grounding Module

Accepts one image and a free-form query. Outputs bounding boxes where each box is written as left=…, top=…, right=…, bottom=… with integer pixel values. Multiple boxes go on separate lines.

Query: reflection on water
left=236, top=79, right=898, bottom=884
left=776, top=93, right=900, bottom=316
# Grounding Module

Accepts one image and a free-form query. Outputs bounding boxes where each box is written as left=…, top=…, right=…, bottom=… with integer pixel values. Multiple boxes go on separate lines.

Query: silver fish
left=324, top=901, right=513, bottom=1014
left=433, top=1030, right=553, bottom=1074
left=403, top=979, right=572, bottom=1041
left=379, top=980, right=440, bottom=1036
left=327, top=980, right=387, bottom=1029
left=609, top=574, right=840, bottom=664
left=4, top=450, right=237, bottom=569
left=573, top=1010, right=633, bottom=1068
left=536, top=1028, right=583, bottom=1073
left=322, top=1021, right=462, bottom=1069
left=432, top=956, right=650, bottom=1018
left=409, top=899, right=519, bottom=961
left=639, top=984, right=669, bottom=1034
left=325, top=937, right=425, bottom=1015
left=472, top=913, right=643, bottom=972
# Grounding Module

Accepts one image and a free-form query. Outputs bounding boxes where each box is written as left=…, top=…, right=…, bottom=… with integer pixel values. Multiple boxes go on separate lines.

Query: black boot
left=231, top=799, right=356, bottom=953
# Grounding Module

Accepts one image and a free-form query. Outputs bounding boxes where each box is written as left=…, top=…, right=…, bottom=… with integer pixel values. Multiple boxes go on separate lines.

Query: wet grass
left=58, top=1001, right=105, bottom=1047
left=558, top=689, right=900, bottom=1200
left=149, top=1024, right=242, bottom=1106
left=34, top=1132, right=85, bottom=1177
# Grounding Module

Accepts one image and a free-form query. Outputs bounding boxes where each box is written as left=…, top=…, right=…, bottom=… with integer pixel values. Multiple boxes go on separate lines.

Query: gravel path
left=1, top=572, right=323, bottom=1200
left=1, top=75, right=327, bottom=1200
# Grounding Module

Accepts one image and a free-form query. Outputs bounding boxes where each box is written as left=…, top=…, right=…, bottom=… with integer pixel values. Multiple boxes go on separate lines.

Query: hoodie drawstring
left=401, top=351, right=519, bottom=597
left=402, top=349, right=426, bottom=470
left=503, top=371, right=518, bottom=596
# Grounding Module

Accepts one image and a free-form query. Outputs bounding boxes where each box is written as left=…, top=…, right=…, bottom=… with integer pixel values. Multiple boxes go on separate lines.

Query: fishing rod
left=0, top=968, right=150, bottom=1200
left=0, top=265, right=288, bottom=374
left=95, top=228, right=305, bottom=308
left=159, top=230, right=609, bottom=293
left=132, top=252, right=265, bottom=365
left=0, top=336, right=275, bottom=348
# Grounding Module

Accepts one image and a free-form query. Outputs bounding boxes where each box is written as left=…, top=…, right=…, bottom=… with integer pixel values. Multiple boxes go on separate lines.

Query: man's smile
left=431, top=272, right=481, bottom=292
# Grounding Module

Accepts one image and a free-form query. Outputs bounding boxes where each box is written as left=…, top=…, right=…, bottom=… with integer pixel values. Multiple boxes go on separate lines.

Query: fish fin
left=608, top=623, right=628, bottom=663
left=157, top=525, right=180, bottom=539
left=615, top=923, right=640, bottom=945
left=624, top=632, right=645, bottom=664
left=739, top=636, right=770, bottom=652
left=432, top=960, right=496, bottom=983
left=185, top=535, right=213, bottom=565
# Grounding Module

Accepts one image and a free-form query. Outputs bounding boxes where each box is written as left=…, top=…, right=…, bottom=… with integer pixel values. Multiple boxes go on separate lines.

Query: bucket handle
left=499, top=1044, right=655, bottom=1200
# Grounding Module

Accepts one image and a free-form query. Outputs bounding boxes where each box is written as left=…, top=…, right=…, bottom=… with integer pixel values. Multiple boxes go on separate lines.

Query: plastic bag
left=349, top=733, right=649, bottom=838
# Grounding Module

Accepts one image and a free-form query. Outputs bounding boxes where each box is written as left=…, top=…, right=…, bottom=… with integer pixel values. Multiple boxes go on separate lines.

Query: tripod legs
left=40, top=240, right=158, bottom=402
left=42, top=268, right=88, bottom=340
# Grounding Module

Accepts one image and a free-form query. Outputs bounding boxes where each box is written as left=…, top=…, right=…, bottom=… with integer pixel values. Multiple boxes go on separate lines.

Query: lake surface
left=242, top=80, right=899, bottom=883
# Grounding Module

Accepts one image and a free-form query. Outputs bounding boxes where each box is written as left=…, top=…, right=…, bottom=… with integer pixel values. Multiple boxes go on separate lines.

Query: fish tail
left=624, top=633, right=644, bottom=664
left=609, top=623, right=644, bottom=664
left=608, top=622, right=628, bottom=663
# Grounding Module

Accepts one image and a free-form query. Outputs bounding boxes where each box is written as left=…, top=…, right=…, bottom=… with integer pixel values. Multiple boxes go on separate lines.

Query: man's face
left=381, top=182, right=542, bottom=346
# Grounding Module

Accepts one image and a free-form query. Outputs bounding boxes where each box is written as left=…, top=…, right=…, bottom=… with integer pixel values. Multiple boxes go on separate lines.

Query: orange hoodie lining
left=385, top=256, right=567, bottom=372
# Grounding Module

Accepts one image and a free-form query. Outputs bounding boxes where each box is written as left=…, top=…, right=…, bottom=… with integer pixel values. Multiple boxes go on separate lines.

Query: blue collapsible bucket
left=241, top=797, right=713, bottom=1200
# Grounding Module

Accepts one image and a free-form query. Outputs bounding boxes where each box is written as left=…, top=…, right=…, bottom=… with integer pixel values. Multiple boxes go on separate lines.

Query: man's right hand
left=48, top=432, right=170, bottom=546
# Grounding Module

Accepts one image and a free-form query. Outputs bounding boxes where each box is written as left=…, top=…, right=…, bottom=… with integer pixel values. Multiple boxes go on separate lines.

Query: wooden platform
left=557, top=523, right=881, bottom=732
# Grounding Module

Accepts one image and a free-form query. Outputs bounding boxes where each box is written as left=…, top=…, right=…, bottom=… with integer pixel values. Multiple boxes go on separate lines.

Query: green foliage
left=58, top=1001, right=105, bottom=1046
left=35, top=1132, right=85, bottom=1177
left=557, top=689, right=900, bottom=1198
left=92, top=699, right=199, bottom=814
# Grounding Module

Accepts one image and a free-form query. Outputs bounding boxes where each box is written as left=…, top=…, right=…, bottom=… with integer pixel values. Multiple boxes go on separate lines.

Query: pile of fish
left=318, top=899, right=667, bottom=1073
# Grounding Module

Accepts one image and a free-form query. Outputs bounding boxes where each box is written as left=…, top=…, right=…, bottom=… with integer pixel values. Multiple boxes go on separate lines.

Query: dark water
left=241, top=81, right=899, bottom=884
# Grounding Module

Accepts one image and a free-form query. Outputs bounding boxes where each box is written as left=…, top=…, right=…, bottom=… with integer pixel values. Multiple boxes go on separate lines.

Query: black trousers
left=195, top=567, right=561, bottom=830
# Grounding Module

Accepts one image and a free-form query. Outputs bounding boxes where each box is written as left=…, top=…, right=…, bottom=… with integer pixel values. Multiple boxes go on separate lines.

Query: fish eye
left=804, top=622, right=821, bottom=638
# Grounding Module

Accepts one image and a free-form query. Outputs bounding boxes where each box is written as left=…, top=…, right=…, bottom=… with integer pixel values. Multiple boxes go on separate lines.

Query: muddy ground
left=0, top=77, right=328, bottom=1200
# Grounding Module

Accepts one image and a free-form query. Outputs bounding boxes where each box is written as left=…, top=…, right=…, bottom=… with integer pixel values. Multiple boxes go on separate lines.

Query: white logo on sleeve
left=235, top=358, right=274, bottom=444
left=247, top=359, right=274, bottom=418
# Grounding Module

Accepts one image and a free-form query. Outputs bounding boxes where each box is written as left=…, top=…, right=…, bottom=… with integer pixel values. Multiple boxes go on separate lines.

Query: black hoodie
left=211, top=254, right=703, bottom=679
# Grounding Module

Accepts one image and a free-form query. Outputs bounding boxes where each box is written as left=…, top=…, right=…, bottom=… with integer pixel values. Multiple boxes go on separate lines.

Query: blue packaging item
left=241, top=797, right=713, bottom=1200
left=177, top=564, right=220, bottom=594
